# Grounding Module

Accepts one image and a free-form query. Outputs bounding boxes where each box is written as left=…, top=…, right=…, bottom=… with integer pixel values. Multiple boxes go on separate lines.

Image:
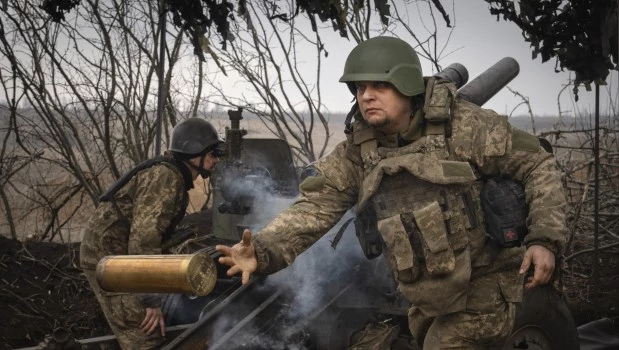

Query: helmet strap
left=344, top=102, right=359, bottom=133
left=184, top=153, right=211, bottom=179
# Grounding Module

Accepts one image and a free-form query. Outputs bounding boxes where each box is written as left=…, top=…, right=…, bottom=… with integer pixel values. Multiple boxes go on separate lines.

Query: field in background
left=0, top=112, right=612, bottom=243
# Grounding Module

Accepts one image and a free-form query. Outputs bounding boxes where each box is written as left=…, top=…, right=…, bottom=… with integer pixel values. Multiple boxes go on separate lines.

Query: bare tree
left=0, top=0, right=454, bottom=240
left=199, top=0, right=334, bottom=165
left=507, top=87, right=536, bottom=135
left=0, top=0, right=207, bottom=240
left=388, top=0, right=455, bottom=72
left=201, top=0, right=452, bottom=165
left=537, top=87, right=619, bottom=302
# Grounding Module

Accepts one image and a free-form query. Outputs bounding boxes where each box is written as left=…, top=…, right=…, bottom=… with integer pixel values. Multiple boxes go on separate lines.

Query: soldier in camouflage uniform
left=80, top=118, right=222, bottom=350
left=217, top=37, right=567, bottom=349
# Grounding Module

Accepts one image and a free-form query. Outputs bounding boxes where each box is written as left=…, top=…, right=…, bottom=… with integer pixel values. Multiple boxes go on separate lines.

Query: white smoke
left=241, top=195, right=296, bottom=231
left=204, top=155, right=393, bottom=348
left=207, top=196, right=374, bottom=348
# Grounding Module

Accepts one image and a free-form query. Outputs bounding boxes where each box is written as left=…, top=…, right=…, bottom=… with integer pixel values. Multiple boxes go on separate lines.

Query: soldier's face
left=202, top=151, right=219, bottom=170
left=356, top=81, right=413, bottom=134
left=188, top=152, right=219, bottom=179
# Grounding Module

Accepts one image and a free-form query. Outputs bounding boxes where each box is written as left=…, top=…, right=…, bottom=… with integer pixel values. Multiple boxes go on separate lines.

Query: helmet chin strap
left=184, top=154, right=211, bottom=179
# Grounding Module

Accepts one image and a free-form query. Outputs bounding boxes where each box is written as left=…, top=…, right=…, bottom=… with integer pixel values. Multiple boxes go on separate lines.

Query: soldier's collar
left=375, top=109, right=424, bottom=147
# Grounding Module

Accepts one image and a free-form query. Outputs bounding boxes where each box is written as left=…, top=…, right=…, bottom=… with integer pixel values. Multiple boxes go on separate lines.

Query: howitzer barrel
left=95, top=253, right=217, bottom=296
left=458, top=57, right=520, bottom=106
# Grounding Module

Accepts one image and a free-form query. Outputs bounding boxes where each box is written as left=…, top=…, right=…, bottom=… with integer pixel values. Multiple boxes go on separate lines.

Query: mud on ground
left=0, top=236, right=109, bottom=349
left=0, top=234, right=617, bottom=349
left=562, top=248, right=619, bottom=326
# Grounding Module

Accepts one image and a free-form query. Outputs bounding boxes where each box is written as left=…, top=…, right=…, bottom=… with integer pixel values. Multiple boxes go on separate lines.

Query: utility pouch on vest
left=377, top=215, right=420, bottom=283
left=354, top=203, right=383, bottom=260
left=480, top=177, right=529, bottom=248
left=424, top=79, right=456, bottom=136
left=424, top=83, right=453, bottom=123
left=413, top=201, right=456, bottom=275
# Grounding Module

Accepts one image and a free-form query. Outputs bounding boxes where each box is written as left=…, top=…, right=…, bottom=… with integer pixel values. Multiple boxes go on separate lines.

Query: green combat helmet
left=339, top=36, right=424, bottom=97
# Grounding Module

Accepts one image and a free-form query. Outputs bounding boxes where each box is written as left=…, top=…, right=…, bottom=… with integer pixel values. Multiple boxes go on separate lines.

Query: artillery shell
left=95, top=253, right=217, bottom=296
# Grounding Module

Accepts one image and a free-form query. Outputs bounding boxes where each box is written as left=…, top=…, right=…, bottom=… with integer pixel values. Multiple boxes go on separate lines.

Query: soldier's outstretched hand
left=216, top=229, right=258, bottom=285
left=519, top=244, right=556, bottom=289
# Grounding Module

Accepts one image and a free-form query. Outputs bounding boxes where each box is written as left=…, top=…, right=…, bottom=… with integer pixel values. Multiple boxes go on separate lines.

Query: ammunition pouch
left=480, top=177, right=529, bottom=248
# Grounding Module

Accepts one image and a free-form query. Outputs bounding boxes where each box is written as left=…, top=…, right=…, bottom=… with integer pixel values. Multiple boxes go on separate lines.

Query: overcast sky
left=317, top=1, right=617, bottom=118
left=2, top=1, right=615, bottom=119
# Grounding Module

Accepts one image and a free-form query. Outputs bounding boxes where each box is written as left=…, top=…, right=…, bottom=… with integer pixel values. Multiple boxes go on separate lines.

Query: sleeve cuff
left=252, top=237, right=271, bottom=275
left=139, top=293, right=163, bottom=308
left=525, top=239, right=560, bottom=256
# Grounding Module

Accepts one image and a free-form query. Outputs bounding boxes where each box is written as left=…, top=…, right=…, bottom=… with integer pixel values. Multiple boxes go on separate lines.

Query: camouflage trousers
left=348, top=322, right=419, bottom=350
left=83, top=269, right=163, bottom=350
left=349, top=271, right=518, bottom=349
left=408, top=271, right=518, bottom=349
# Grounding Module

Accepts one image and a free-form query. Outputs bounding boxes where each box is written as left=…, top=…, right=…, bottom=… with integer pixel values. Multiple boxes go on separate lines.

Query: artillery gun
left=37, top=58, right=579, bottom=350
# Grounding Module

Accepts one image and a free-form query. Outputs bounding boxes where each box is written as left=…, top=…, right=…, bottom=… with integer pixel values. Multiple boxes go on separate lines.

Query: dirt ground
left=0, top=236, right=110, bottom=349
left=0, top=233, right=617, bottom=349
left=562, top=248, right=619, bottom=326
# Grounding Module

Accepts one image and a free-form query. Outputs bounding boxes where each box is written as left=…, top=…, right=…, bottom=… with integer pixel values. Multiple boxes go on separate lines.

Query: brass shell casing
left=95, top=253, right=217, bottom=296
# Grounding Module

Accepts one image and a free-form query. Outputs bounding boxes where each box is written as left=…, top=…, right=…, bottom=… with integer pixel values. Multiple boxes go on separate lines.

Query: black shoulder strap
left=99, top=155, right=193, bottom=202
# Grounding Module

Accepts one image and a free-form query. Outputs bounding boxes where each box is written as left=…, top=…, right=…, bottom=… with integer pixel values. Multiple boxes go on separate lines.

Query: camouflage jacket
left=80, top=160, right=191, bottom=272
left=253, top=87, right=567, bottom=279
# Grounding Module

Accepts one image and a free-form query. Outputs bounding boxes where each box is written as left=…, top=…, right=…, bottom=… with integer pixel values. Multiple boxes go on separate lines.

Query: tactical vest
left=99, top=155, right=193, bottom=243
left=347, top=79, right=489, bottom=316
